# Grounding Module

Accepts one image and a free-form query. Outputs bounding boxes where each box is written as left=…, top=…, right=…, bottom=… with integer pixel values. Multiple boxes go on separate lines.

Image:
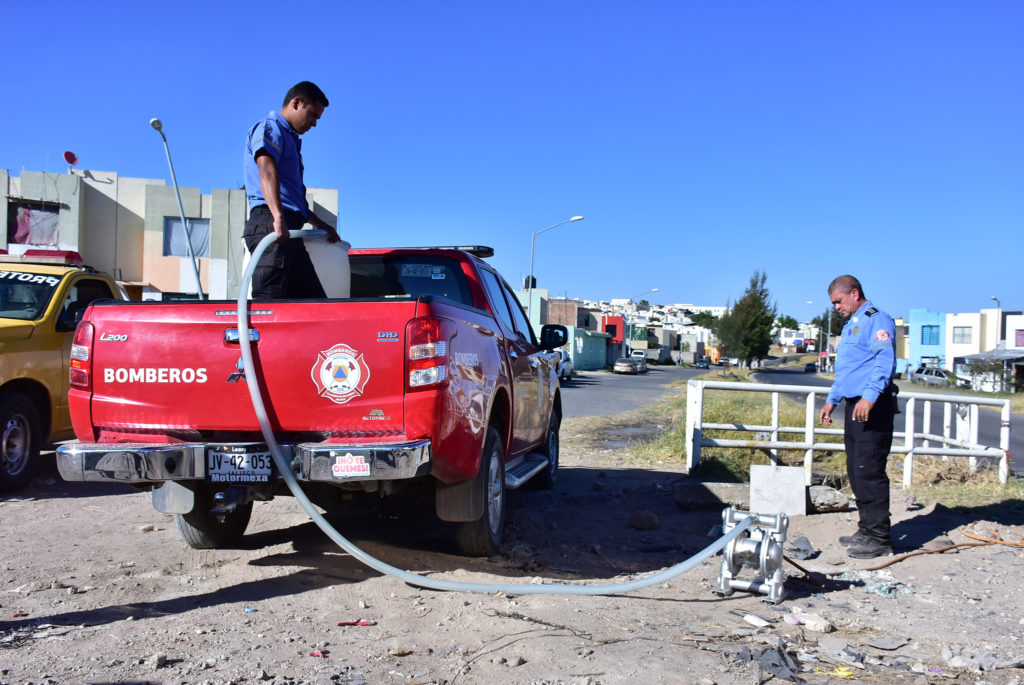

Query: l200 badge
left=311, top=343, right=371, bottom=405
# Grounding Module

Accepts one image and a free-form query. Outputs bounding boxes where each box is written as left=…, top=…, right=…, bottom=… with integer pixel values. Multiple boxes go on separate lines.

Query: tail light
left=69, top=322, right=94, bottom=390
left=406, top=316, right=452, bottom=390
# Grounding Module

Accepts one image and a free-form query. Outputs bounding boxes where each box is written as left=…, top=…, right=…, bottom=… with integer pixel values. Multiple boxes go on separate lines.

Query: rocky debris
left=868, top=635, right=910, bottom=651
left=941, top=645, right=1024, bottom=671
left=735, top=638, right=803, bottom=682
left=808, top=485, right=849, bottom=512
left=144, top=652, right=167, bottom=669
left=786, top=535, right=816, bottom=560
left=784, top=607, right=834, bottom=632
left=629, top=509, right=659, bottom=530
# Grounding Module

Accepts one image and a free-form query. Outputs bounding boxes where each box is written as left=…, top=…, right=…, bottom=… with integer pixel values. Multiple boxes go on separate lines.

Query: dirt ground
left=2, top=411, right=1023, bottom=685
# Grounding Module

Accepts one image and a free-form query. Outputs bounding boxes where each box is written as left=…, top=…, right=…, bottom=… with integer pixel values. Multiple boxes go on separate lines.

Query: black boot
left=847, top=537, right=892, bottom=559
left=839, top=530, right=871, bottom=547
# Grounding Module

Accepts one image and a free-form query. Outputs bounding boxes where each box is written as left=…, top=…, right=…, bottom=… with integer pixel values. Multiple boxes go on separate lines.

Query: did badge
left=312, top=343, right=371, bottom=404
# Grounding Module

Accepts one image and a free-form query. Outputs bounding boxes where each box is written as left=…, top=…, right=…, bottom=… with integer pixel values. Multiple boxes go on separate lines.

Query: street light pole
left=150, top=118, right=204, bottom=300
left=624, top=287, right=658, bottom=357
left=527, top=215, right=583, bottom=326
left=990, top=295, right=1002, bottom=344
left=991, top=295, right=1003, bottom=391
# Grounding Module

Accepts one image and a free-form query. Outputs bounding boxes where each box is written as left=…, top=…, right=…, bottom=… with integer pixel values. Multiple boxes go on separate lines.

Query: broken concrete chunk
left=867, top=635, right=910, bottom=651
left=808, top=485, right=849, bottom=512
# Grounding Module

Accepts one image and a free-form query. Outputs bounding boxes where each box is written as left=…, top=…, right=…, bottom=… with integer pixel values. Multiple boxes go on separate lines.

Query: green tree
left=690, top=311, right=716, bottom=328
left=713, top=271, right=778, bottom=365
left=777, top=314, right=799, bottom=330
left=811, top=308, right=844, bottom=336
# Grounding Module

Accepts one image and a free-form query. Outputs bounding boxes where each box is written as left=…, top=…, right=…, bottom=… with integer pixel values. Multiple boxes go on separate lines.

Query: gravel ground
left=2, top=411, right=1023, bottom=685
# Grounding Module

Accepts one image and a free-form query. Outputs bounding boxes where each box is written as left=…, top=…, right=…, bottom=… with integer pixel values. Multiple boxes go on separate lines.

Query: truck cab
left=0, top=250, right=126, bottom=491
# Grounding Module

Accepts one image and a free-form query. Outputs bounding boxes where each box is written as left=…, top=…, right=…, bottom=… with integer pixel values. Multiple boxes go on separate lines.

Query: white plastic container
left=306, top=234, right=352, bottom=298
left=239, top=232, right=351, bottom=298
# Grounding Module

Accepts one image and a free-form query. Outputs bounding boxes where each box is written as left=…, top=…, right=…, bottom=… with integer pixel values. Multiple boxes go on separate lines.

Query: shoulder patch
left=865, top=307, right=878, bottom=316
left=875, top=329, right=890, bottom=342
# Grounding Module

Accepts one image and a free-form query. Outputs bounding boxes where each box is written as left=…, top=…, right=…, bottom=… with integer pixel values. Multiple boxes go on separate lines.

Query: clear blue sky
left=4, top=1, right=1021, bottom=322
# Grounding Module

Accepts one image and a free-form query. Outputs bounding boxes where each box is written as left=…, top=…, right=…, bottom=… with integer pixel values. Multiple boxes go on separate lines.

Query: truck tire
left=0, top=392, right=40, bottom=492
left=174, top=486, right=253, bottom=549
left=529, top=408, right=560, bottom=490
left=453, top=427, right=505, bottom=556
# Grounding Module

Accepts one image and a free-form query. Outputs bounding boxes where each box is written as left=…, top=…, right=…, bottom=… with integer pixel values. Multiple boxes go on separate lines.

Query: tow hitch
left=212, top=487, right=249, bottom=522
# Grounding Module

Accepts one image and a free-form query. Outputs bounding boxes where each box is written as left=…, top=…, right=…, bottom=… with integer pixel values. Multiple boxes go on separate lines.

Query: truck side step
left=504, top=453, right=549, bottom=490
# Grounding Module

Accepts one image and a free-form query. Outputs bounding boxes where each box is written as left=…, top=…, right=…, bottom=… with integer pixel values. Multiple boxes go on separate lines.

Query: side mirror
left=538, top=324, right=568, bottom=351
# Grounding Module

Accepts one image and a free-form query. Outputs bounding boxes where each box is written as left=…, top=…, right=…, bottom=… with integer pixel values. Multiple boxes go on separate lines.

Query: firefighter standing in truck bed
left=243, top=80, right=340, bottom=299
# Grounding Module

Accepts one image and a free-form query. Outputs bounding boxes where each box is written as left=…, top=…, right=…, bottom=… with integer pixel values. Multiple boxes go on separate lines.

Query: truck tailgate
left=86, top=300, right=419, bottom=436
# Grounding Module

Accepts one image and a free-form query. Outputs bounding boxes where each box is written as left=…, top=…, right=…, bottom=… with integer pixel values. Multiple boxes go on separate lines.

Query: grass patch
left=635, top=367, right=845, bottom=481
left=895, top=457, right=1024, bottom=522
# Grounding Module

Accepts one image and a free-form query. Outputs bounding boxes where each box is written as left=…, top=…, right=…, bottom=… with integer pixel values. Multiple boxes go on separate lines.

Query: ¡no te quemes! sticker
left=311, top=343, right=371, bottom=405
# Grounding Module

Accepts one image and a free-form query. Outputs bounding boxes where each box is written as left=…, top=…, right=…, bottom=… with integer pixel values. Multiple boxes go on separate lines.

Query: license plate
left=207, top=449, right=273, bottom=483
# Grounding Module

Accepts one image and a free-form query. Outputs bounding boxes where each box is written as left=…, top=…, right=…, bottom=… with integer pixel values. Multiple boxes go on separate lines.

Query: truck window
left=348, top=255, right=471, bottom=305
left=478, top=268, right=516, bottom=334
left=0, top=270, right=61, bottom=321
left=59, top=279, right=115, bottom=329
left=501, top=278, right=537, bottom=345
left=479, top=268, right=535, bottom=345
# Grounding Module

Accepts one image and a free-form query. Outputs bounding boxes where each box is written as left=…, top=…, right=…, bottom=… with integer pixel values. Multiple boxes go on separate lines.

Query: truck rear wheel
left=453, top=427, right=505, bottom=556
left=174, top=486, right=253, bottom=549
left=0, top=392, right=40, bottom=492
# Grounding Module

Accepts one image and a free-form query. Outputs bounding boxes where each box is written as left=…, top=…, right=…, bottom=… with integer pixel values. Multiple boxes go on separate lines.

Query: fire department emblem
left=312, top=343, right=371, bottom=404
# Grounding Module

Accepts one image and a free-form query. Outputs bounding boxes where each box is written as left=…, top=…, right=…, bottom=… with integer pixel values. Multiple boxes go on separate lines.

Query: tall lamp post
left=805, top=299, right=819, bottom=354
left=149, top=118, right=204, bottom=300
left=625, top=287, right=658, bottom=357
left=990, top=295, right=1002, bottom=343
left=991, top=295, right=1003, bottom=391
left=527, top=215, right=583, bottom=325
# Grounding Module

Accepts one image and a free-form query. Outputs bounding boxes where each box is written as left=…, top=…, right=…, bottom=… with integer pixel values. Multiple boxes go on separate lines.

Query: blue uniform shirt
left=827, top=300, right=896, bottom=405
left=244, top=111, right=310, bottom=216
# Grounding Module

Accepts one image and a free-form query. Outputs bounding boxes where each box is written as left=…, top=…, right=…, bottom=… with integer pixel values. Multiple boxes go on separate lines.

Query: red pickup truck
left=57, top=246, right=567, bottom=556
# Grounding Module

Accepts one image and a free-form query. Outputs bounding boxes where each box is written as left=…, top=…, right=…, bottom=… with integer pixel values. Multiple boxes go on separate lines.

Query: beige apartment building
left=2, top=169, right=337, bottom=300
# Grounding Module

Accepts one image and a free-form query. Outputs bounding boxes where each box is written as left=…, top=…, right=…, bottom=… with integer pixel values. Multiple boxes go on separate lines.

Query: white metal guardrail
left=685, top=380, right=1011, bottom=487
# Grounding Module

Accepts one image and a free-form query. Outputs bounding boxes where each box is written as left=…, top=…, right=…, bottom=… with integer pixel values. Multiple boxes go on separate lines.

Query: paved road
left=753, top=367, right=1021, bottom=476
left=559, top=365, right=711, bottom=418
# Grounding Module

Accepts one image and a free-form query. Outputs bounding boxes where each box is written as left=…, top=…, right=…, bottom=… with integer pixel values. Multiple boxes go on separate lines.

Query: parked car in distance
left=804, top=362, right=818, bottom=373
left=613, top=357, right=637, bottom=374
left=694, top=358, right=710, bottom=369
left=911, top=367, right=965, bottom=387
left=632, top=356, right=648, bottom=374
left=551, top=349, right=573, bottom=381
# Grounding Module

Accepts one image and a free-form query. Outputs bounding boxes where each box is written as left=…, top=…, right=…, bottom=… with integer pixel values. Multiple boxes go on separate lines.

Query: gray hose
left=238, top=230, right=752, bottom=594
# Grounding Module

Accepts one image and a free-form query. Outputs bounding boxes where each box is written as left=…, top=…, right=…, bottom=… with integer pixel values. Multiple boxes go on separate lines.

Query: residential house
left=3, top=169, right=337, bottom=300
left=907, top=308, right=946, bottom=369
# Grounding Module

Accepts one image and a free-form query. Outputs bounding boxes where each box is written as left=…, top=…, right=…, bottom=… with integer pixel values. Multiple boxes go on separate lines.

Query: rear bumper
left=56, top=440, right=432, bottom=484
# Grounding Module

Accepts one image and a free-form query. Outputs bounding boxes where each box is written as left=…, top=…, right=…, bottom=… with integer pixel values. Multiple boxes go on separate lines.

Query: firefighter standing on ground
left=819, top=274, right=897, bottom=559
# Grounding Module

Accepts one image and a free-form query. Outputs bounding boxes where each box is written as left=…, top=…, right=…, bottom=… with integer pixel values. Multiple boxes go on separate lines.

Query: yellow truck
left=0, top=250, right=126, bottom=491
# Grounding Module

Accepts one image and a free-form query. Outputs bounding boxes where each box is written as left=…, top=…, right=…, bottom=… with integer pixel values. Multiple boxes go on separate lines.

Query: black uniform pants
left=243, top=205, right=326, bottom=300
left=843, top=394, right=895, bottom=542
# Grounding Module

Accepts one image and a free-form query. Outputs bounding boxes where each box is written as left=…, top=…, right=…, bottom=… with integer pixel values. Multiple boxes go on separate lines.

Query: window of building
left=7, top=201, right=59, bottom=246
left=921, top=325, right=940, bottom=345
left=953, top=326, right=972, bottom=344
left=1016, top=329, right=1024, bottom=348
left=162, top=217, right=210, bottom=258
